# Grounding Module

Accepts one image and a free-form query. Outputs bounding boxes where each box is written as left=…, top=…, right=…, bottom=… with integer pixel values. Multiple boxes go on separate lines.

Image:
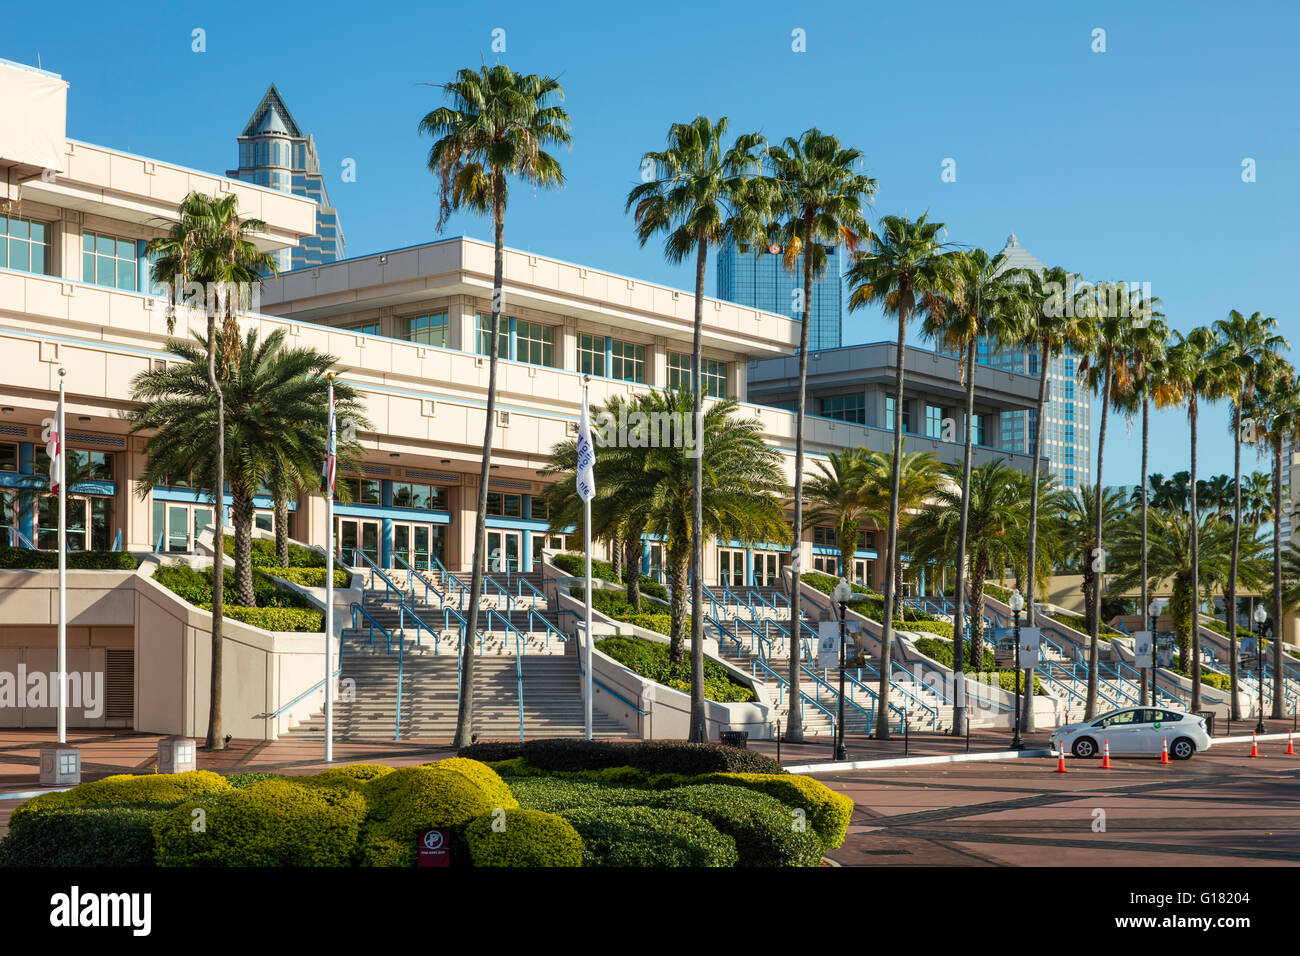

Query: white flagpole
left=56, top=368, right=66, bottom=745
left=578, top=376, right=595, bottom=741
left=324, top=375, right=336, bottom=763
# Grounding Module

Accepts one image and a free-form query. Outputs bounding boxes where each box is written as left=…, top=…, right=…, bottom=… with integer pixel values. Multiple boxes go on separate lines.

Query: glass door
left=392, top=522, right=435, bottom=570
left=753, top=551, right=780, bottom=587
left=1, top=489, right=16, bottom=545
left=485, top=529, right=521, bottom=573
left=338, top=517, right=380, bottom=566
left=647, top=543, right=665, bottom=584
left=718, top=548, right=746, bottom=587
left=852, top=558, right=870, bottom=588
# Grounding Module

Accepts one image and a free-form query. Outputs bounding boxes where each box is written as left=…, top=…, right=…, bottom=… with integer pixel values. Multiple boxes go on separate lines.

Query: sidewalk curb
left=1213, top=733, right=1298, bottom=745
left=787, top=748, right=1053, bottom=773
left=0, top=787, right=73, bottom=802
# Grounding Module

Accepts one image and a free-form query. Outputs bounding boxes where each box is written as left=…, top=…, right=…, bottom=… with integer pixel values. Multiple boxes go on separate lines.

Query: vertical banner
left=322, top=381, right=337, bottom=762
left=576, top=383, right=596, bottom=740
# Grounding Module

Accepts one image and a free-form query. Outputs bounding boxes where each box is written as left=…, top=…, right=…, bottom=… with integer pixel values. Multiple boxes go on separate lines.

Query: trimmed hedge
left=895, top=619, right=954, bottom=639
left=223, top=535, right=326, bottom=568
left=460, top=739, right=784, bottom=776
left=465, top=808, right=584, bottom=867
left=570, top=587, right=683, bottom=636
left=914, top=636, right=996, bottom=672
left=0, top=547, right=139, bottom=570
left=644, top=784, right=823, bottom=867
left=1047, top=611, right=1119, bottom=641
left=268, top=566, right=352, bottom=589
left=558, top=806, right=737, bottom=867
left=9, top=770, right=232, bottom=833
left=596, top=635, right=754, bottom=703
left=1200, top=671, right=1233, bottom=692
left=153, top=778, right=368, bottom=867
left=505, top=776, right=656, bottom=814
left=198, top=604, right=323, bottom=632
left=695, top=772, right=854, bottom=849
left=425, top=757, right=516, bottom=809
left=153, top=563, right=308, bottom=609
left=552, top=552, right=668, bottom=601
left=0, top=807, right=163, bottom=867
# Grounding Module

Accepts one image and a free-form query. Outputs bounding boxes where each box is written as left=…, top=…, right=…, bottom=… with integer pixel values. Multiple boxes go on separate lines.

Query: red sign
left=768, top=243, right=781, bottom=255
left=417, top=828, right=450, bottom=867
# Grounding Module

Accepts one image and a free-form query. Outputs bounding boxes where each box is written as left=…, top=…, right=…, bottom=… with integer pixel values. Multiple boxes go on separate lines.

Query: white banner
left=1018, top=627, right=1041, bottom=669
left=817, top=621, right=840, bottom=670
left=576, top=396, right=595, bottom=502
left=1132, top=630, right=1153, bottom=668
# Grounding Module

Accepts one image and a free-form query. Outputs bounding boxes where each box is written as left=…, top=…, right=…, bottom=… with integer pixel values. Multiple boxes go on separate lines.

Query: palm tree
left=804, top=449, right=874, bottom=579
left=130, top=328, right=367, bottom=606
left=921, top=247, right=1029, bottom=732
left=1062, top=486, right=1131, bottom=644
left=145, top=191, right=276, bottom=751
left=861, top=446, right=945, bottom=599
left=1243, top=471, right=1273, bottom=524
left=845, top=213, right=956, bottom=738
left=1214, top=311, right=1288, bottom=719
left=1164, top=326, right=1232, bottom=712
left=764, top=128, right=876, bottom=743
left=627, top=116, right=768, bottom=742
left=420, top=64, right=571, bottom=749
left=545, top=389, right=790, bottom=663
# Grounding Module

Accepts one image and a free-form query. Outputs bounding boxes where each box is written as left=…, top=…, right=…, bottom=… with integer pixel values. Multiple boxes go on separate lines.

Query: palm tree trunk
left=877, top=293, right=911, bottom=739
left=205, top=311, right=225, bottom=750
left=1273, top=435, right=1285, bottom=719
left=951, top=340, right=977, bottom=735
left=453, top=176, right=506, bottom=749
left=785, top=222, right=816, bottom=744
left=611, top=532, right=623, bottom=584
left=1190, top=399, right=1201, bottom=714
left=969, top=553, right=988, bottom=669
left=669, top=546, right=689, bottom=664
left=623, top=532, right=642, bottom=610
left=689, top=238, right=708, bottom=743
left=1086, top=354, right=1113, bottom=720
left=1140, top=395, right=1151, bottom=706
left=1228, top=404, right=1242, bottom=719
left=274, top=493, right=290, bottom=568
left=230, top=489, right=256, bottom=608
left=1022, top=340, right=1050, bottom=732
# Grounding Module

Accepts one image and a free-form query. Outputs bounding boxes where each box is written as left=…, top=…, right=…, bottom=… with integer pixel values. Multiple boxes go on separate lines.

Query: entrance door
left=753, top=551, right=780, bottom=587
left=392, top=522, right=436, bottom=570
left=485, top=529, right=521, bottom=573
left=338, top=517, right=380, bottom=566
left=852, top=558, right=870, bottom=588
left=0, top=490, right=14, bottom=545
left=647, top=543, right=665, bottom=584
left=718, top=548, right=746, bottom=587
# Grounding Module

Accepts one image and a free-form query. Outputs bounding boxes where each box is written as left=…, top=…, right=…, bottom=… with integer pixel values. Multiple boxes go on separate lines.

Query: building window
left=813, top=525, right=838, bottom=547
left=336, top=476, right=381, bottom=505
left=403, top=313, right=446, bottom=346
left=1063, top=404, right=1075, bottom=422
left=486, top=492, right=522, bottom=518
left=667, top=352, right=727, bottom=397
left=349, top=321, right=383, bottom=337
left=610, top=339, right=646, bottom=383
left=578, top=333, right=606, bottom=377
left=820, top=394, right=866, bottom=424
left=2, top=215, right=51, bottom=275
left=857, top=529, right=876, bottom=550
left=925, top=403, right=946, bottom=439
left=0, top=442, right=16, bottom=472
left=971, top=414, right=985, bottom=446
left=392, top=481, right=449, bottom=511
left=35, top=448, right=113, bottom=482
left=476, top=314, right=510, bottom=359
left=515, top=320, right=555, bottom=367
left=83, top=232, right=139, bottom=291
left=530, top=498, right=549, bottom=520
left=884, top=396, right=912, bottom=433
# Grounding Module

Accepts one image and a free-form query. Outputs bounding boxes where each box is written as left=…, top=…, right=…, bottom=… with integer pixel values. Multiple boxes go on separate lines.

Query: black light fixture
left=1254, top=604, right=1268, bottom=734
left=1008, top=589, right=1026, bottom=750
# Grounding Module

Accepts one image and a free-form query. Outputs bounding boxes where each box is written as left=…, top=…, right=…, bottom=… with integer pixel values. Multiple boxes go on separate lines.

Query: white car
left=1051, top=707, right=1211, bottom=760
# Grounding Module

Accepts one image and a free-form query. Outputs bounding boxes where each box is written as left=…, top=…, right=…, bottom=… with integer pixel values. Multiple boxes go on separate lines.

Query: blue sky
left=7, top=0, right=1297, bottom=486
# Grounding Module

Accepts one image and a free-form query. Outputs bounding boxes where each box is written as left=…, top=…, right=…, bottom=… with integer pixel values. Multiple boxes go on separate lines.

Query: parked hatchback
left=1051, top=707, right=1211, bottom=760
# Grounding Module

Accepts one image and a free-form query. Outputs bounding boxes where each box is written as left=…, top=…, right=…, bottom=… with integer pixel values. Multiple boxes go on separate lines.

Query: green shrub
left=314, top=763, right=395, bottom=784
left=358, top=766, right=509, bottom=867
left=1200, top=671, right=1233, bottom=691
left=895, top=619, right=954, bottom=639
left=1048, top=612, right=1119, bottom=641
left=267, top=567, right=352, bottom=589
left=199, top=604, right=324, bottom=632
left=222, top=535, right=326, bottom=568
left=0, top=547, right=139, bottom=570
left=462, top=739, right=784, bottom=776
left=558, top=806, right=737, bottom=867
left=9, top=770, right=232, bottom=833
left=153, top=778, right=368, bottom=867
left=552, top=552, right=667, bottom=601
left=424, top=757, right=516, bottom=808
left=0, top=807, right=163, bottom=867
left=695, top=773, right=854, bottom=849
left=595, top=635, right=754, bottom=703
left=465, top=808, right=584, bottom=867
left=506, top=776, right=655, bottom=813
left=913, top=637, right=996, bottom=672
left=645, top=784, right=823, bottom=867
left=225, top=772, right=282, bottom=789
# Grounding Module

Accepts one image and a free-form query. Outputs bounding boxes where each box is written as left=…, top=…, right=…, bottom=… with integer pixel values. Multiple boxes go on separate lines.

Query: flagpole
left=581, top=376, right=594, bottom=742
left=56, top=367, right=67, bottom=746
left=324, top=374, right=336, bottom=763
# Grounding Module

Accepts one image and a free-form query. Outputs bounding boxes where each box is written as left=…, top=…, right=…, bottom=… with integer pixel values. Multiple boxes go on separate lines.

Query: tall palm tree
left=1165, top=325, right=1232, bottom=712
left=860, top=446, right=946, bottom=599
left=1243, top=471, right=1273, bottom=524
left=627, top=116, right=769, bottom=741
left=130, top=328, right=367, bottom=606
left=922, top=247, right=1029, bottom=732
left=145, top=191, right=276, bottom=750
left=764, top=128, right=875, bottom=743
left=420, top=64, right=571, bottom=749
left=845, top=213, right=956, bottom=738
left=804, top=449, right=874, bottom=579
left=1063, top=486, right=1130, bottom=645
left=545, top=389, right=790, bottom=663
left=1214, top=310, right=1288, bottom=719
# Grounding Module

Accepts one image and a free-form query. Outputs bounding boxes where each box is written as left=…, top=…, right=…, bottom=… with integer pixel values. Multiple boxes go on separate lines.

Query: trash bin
left=1195, top=710, right=1215, bottom=737
left=719, top=731, right=749, bottom=749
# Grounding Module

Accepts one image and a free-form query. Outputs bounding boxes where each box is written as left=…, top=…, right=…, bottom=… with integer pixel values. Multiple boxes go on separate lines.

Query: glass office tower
left=716, top=242, right=842, bottom=351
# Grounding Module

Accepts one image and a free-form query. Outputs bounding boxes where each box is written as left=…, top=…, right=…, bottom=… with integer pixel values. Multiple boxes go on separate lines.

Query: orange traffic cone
left=1101, top=739, right=1112, bottom=769
left=1054, top=746, right=1069, bottom=773
left=1285, top=732, right=1295, bottom=756
left=1159, top=737, right=1171, bottom=764
left=1250, top=733, right=1260, bottom=758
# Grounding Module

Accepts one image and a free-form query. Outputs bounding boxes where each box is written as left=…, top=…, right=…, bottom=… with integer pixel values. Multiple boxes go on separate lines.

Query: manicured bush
left=201, top=604, right=323, bottom=632
left=1047, top=611, right=1119, bottom=640
left=425, top=757, right=516, bottom=809
left=225, top=772, right=282, bottom=789
left=267, top=566, right=353, bottom=589
left=461, top=739, right=784, bottom=776
left=595, top=635, right=755, bottom=703
left=894, top=619, right=954, bottom=639
left=153, top=563, right=309, bottom=610
left=153, top=778, right=368, bottom=867
left=1200, top=671, right=1233, bottom=691
left=506, top=776, right=655, bottom=813
left=0, top=547, right=139, bottom=570
left=358, top=765, right=515, bottom=867
left=223, top=535, right=326, bottom=568
left=9, top=770, right=232, bottom=833
left=695, top=773, right=854, bottom=850
left=313, top=763, right=395, bottom=784
left=465, top=808, right=584, bottom=867
left=645, top=784, right=824, bottom=867
left=0, top=807, right=163, bottom=867
left=552, top=552, right=668, bottom=601
left=558, top=806, right=737, bottom=867
left=913, top=636, right=996, bottom=671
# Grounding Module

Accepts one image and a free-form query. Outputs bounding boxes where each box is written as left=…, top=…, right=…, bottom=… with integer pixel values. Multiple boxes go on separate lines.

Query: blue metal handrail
left=154, top=530, right=165, bottom=553
left=398, top=602, right=439, bottom=653
left=351, top=601, right=395, bottom=654
left=263, top=667, right=343, bottom=720
left=705, top=615, right=743, bottom=655
left=515, top=574, right=547, bottom=606
left=430, top=554, right=468, bottom=605
left=798, top=662, right=876, bottom=724
left=482, top=574, right=514, bottom=613
left=527, top=609, right=569, bottom=650
left=751, top=657, right=839, bottom=736
left=110, top=528, right=122, bottom=552
left=392, top=553, right=443, bottom=606
left=350, top=548, right=403, bottom=604
left=838, top=665, right=908, bottom=728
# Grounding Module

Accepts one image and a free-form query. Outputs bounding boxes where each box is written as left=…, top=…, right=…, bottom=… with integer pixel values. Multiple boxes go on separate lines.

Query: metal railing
left=350, top=549, right=404, bottom=604
left=752, top=657, right=839, bottom=737
left=392, top=553, right=443, bottom=607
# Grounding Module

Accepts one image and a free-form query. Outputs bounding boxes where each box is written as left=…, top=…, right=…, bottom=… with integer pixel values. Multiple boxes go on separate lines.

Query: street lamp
left=1148, top=599, right=1161, bottom=706
left=1008, top=588, right=1025, bottom=750
left=832, top=577, right=852, bottom=761
left=1254, top=604, right=1268, bottom=734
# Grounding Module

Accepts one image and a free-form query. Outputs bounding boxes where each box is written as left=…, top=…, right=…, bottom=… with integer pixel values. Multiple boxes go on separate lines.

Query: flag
left=321, top=387, right=336, bottom=497
left=576, top=396, right=596, bottom=502
left=47, top=389, right=63, bottom=494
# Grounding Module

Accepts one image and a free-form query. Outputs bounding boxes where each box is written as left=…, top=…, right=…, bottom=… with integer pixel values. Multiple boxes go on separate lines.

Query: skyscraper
left=716, top=242, right=842, bottom=351
left=227, top=84, right=345, bottom=272
left=935, top=235, right=1093, bottom=493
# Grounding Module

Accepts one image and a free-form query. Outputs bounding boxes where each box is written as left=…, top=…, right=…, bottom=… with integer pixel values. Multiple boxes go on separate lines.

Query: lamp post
left=1148, top=599, right=1160, bottom=706
left=832, top=577, right=852, bottom=761
left=1009, top=588, right=1025, bottom=750
left=1255, top=604, right=1268, bottom=734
